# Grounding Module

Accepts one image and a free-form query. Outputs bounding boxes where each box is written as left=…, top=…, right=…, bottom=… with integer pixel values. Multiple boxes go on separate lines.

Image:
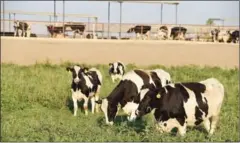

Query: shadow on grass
left=65, top=96, right=95, bottom=114
left=96, top=114, right=147, bottom=133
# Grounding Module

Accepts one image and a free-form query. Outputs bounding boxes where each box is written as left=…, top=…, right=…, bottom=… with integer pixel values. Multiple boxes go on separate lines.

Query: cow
left=64, top=23, right=85, bottom=39
left=210, top=28, right=220, bottom=42
left=108, top=61, right=125, bottom=83
left=127, top=25, right=151, bottom=40
left=66, top=65, right=103, bottom=116
left=217, top=30, right=231, bottom=43
left=46, top=25, right=63, bottom=38
left=134, top=78, right=224, bottom=136
left=227, top=30, right=239, bottom=43
left=170, top=27, right=187, bottom=40
left=95, top=69, right=171, bottom=125
left=13, top=20, right=31, bottom=37
left=156, top=26, right=169, bottom=40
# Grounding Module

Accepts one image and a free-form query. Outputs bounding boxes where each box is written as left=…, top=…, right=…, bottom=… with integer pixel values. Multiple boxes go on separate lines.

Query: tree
left=206, top=19, right=215, bottom=26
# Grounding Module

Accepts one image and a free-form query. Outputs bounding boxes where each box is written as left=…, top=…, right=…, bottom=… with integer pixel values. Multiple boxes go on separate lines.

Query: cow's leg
left=18, top=29, right=22, bottom=37
left=94, top=86, right=101, bottom=113
left=72, top=93, right=78, bottom=116
left=14, top=28, right=17, bottom=37
left=178, top=124, right=187, bottom=136
left=203, top=118, right=211, bottom=133
left=90, top=97, right=95, bottom=114
left=209, top=116, right=219, bottom=135
left=83, top=96, right=89, bottom=116
left=26, top=30, right=31, bottom=37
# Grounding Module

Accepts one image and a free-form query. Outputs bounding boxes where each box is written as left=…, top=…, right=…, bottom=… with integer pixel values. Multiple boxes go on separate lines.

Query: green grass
left=1, top=62, right=239, bottom=142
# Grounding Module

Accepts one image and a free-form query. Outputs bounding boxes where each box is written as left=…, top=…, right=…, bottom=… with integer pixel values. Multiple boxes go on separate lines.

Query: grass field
left=1, top=62, right=239, bottom=142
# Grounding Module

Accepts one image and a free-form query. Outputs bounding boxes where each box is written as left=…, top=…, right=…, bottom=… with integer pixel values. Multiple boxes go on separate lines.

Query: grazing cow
left=227, top=30, right=239, bottom=43
left=134, top=78, right=224, bottom=136
left=13, top=21, right=31, bottom=37
left=108, top=61, right=125, bottom=83
left=95, top=69, right=171, bottom=125
left=127, top=25, right=151, bottom=40
left=66, top=65, right=103, bottom=116
left=170, top=27, right=187, bottom=40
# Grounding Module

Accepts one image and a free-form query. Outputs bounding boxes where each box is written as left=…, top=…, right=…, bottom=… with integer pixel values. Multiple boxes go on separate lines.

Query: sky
left=1, top=1, right=239, bottom=35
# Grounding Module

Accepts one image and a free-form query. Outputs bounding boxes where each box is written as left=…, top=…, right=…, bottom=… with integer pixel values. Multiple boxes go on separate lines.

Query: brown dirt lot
left=1, top=37, right=239, bottom=69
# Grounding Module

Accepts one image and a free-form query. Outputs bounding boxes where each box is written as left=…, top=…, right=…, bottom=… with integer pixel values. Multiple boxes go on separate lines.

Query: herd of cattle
left=66, top=61, right=225, bottom=136
left=13, top=20, right=239, bottom=43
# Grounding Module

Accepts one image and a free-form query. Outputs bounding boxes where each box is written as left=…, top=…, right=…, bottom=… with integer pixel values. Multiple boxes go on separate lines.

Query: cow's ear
left=109, top=63, right=112, bottom=66
left=66, top=67, right=73, bottom=73
left=83, top=67, right=89, bottom=74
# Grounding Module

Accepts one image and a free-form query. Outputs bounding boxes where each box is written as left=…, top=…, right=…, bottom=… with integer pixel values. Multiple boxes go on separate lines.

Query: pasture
left=1, top=62, right=239, bottom=142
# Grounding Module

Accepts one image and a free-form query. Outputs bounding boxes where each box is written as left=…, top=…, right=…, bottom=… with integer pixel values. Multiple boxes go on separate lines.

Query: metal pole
left=160, top=3, right=163, bottom=24
left=54, top=0, right=56, bottom=25
left=119, top=1, right=122, bottom=39
left=175, top=4, right=178, bottom=25
left=9, top=13, right=11, bottom=32
left=3, top=0, right=5, bottom=36
left=108, top=1, right=111, bottom=39
left=63, top=0, right=65, bottom=38
left=49, top=15, right=52, bottom=23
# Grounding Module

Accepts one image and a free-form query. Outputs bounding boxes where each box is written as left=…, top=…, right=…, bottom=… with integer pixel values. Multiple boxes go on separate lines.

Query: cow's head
left=134, top=88, right=164, bottom=118
left=66, top=65, right=88, bottom=83
left=127, top=27, right=135, bottom=33
left=95, top=98, right=117, bottom=125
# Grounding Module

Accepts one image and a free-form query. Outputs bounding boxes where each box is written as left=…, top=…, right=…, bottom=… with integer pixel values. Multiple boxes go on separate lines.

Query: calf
left=134, top=78, right=224, bottom=136
left=95, top=69, right=171, bottom=125
left=108, top=61, right=125, bottom=83
left=66, top=65, right=103, bottom=116
left=13, top=20, right=31, bottom=37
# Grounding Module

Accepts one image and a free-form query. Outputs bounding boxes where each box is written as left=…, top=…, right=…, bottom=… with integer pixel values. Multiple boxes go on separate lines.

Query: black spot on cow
left=150, top=71, right=162, bottom=88
left=164, top=123, right=167, bottom=127
left=181, top=82, right=209, bottom=117
left=195, top=106, right=203, bottom=125
left=134, top=70, right=151, bottom=86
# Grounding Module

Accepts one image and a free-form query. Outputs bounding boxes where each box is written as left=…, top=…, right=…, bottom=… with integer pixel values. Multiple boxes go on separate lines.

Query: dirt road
left=1, top=37, right=239, bottom=69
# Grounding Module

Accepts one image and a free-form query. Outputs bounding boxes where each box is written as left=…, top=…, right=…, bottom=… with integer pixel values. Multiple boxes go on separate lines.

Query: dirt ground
left=1, top=37, right=239, bottom=69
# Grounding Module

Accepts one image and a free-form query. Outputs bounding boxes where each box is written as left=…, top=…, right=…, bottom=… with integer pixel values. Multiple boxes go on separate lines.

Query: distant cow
left=210, top=28, right=220, bottom=42
left=227, top=30, right=239, bottom=43
left=13, top=21, right=31, bottom=37
left=95, top=69, right=171, bottom=125
left=127, top=25, right=151, bottom=40
left=66, top=65, right=103, bottom=116
left=64, top=23, right=86, bottom=38
left=46, top=25, right=63, bottom=38
left=134, top=78, right=224, bottom=136
left=170, top=27, right=187, bottom=40
left=156, top=26, right=169, bottom=40
left=109, top=61, right=125, bottom=83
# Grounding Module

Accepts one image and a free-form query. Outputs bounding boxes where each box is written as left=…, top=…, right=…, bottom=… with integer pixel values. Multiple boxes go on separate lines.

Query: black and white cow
left=108, top=61, right=125, bottom=83
left=227, top=30, right=239, bottom=43
left=127, top=25, right=151, bottom=40
left=156, top=26, right=169, bottom=40
left=170, top=27, right=187, bottom=40
left=13, top=20, right=31, bottom=37
left=66, top=65, right=103, bottom=116
left=95, top=69, right=171, bottom=125
left=134, top=78, right=224, bottom=136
